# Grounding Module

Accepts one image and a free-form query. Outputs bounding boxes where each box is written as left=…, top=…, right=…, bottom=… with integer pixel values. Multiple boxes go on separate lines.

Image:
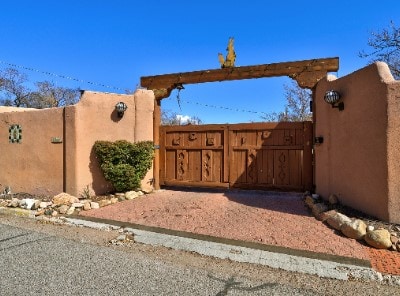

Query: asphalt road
left=0, top=215, right=398, bottom=295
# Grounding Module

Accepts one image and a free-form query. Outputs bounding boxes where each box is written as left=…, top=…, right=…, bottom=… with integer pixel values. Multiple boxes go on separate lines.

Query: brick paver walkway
left=81, top=188, right=399, bottom=275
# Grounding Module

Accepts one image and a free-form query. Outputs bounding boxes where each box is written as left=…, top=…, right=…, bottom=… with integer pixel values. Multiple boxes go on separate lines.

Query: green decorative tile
left=9, top=124, right=22, bottom=143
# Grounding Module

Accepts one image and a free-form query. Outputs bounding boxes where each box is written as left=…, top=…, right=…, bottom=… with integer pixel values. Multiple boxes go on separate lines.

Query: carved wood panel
left=160, top=122, right=312, bottom=191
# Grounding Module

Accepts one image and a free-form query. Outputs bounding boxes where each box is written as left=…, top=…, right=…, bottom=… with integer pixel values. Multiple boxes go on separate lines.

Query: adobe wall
left=64, top=91, right=137, bottom=196
left=315, top=62, right=400, bottom=223
left=65, top=89, right=155, bottom=197
left=0, top=108, right=64, bottom=196
left=0, top=89, right=155, bottom=197
left=134, top=89, right=155, bottom=192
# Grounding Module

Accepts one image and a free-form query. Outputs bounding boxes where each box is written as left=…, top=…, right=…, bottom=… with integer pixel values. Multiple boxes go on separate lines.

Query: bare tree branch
left=359, top=21, right=400, bottom=79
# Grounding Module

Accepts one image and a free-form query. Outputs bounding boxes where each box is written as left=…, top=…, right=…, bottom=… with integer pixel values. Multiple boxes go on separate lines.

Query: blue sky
left=1, top=1, right=399, bottom=123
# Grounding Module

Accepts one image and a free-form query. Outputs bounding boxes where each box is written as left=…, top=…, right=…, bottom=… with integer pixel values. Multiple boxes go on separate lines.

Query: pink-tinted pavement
left=81, top=188, right=370, bottom=261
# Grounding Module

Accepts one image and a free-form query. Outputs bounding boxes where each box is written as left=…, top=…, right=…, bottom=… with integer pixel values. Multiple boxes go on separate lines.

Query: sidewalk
left=79, top=188, right=400, bottom=277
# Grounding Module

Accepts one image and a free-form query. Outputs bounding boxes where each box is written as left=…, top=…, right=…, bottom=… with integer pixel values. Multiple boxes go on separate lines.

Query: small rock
left=365, top=229, right=392, bottom=249
left=24, top=199, right=36, bottom=210
left=328, top=194, right=339, bottom=205
left=340, top=219, right=367, bottom=240
left=115, top=193, right=125, bottom=198
left=141, top=188, right=152, bottom=194
left=39, top=201, right=51, bottom=208
left=90, top=202, right=100, bottom=209
left=35, top=209, right=45, bottom=216
left=311, top=194, right=319, bottom=200
left=116, top=234, right=127, bottom=241
left=83, top=202, right=91, bottom=211
left=66, top=206, right=75, bottom=215
left=125, top=191, right=139, bottom=200
left=52, top=193, right=79, bottom=206
left=326, top=212, right=352, bottom=231
left=58, top=204, right=69, bottom=214
left=137, top=191, right=144, bottom=196
left=51, top=210, right=58, bottom=217
left=115, top=234, right=134, bottom=242
left=79, top=199, right=92, bottom=204
left=19, top=199, right=27, bottom=208
left=391, top=235, right=399, bottom=245
left=318, top=209, right=337, bottom=222
left=367, top=225, right=375, bottom=232
left=32, top=200, right=41, bottom=210
left=98, top=199, right=111, bottom=207
left=110, top=197, right=119, bottom=204
left=10, top=198, right=19, bottom=208
left=311, top=202, right=329, bottom=217
left=304, top=196, right=315, bottom=208
left=71, top=202, right=84, bottom=208
left=117, top=195, right=126, bottom=201
left=44, top=209, right=53, bottom=216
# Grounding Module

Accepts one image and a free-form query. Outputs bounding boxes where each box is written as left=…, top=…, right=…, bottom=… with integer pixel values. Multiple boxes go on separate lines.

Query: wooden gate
left=160, top=122, right=313, bottom=191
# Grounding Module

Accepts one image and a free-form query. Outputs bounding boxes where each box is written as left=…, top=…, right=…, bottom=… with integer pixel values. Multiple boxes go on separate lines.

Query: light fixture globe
left=323, top=90, right=344, bottom=111
left=115, top=101, right=128, bottom=117
left=324, top=90, right=340, bottom=104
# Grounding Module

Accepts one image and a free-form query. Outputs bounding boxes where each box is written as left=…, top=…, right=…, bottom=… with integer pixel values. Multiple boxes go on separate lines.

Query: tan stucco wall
left=386, top=74, right=400, bottom=222
left=134, top=89, right=155, bottom=192
left=65, top=89, right=155, bottom=197
left=315, top=62, right=400, bottom=223
left=0, top=108, right=64, bottom=196
left=0, top=89, right=155, bottom=197
left=65, top=91, right=137, bottom=197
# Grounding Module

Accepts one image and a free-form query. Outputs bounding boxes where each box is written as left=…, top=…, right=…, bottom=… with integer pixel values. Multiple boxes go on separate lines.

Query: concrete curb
left=63, top=216, right=386, bottom=282
left=2, top=206, right=400, bottom=284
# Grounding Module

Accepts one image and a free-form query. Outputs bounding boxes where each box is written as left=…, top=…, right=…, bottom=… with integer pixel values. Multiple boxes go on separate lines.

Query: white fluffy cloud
left=176, top=115, right=192, bottom=124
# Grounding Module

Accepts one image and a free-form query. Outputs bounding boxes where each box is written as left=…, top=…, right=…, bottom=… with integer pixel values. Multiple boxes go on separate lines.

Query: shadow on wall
left=110, top=109, right=124, bottom=123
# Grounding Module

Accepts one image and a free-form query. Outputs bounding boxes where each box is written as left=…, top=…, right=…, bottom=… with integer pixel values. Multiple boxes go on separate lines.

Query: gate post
left=153, top=99, right=161, bottom=190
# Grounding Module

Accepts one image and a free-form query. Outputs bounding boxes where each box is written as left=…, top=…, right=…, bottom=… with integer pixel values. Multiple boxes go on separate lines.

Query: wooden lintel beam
left=140, top=57, right=339, bottom=93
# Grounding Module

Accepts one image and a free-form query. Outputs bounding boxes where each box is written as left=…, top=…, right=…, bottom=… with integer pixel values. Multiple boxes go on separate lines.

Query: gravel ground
left=81, top=189, right=370, bottom=260
left=1, top=215, right=399, bottom=295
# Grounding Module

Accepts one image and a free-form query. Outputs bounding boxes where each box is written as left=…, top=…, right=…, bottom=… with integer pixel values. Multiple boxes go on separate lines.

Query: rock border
left=0, top=190, right=145, bottom=218
left=304, top=193, right=400, bottom=252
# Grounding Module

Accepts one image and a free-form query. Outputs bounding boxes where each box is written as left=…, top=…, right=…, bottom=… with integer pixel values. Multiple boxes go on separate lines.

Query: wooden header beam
left=141, top=57, right=339, bottom=99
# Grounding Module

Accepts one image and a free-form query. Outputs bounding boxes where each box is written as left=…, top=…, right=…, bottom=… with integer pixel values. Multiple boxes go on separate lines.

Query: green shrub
left=93, top=140, right=154, bottom=192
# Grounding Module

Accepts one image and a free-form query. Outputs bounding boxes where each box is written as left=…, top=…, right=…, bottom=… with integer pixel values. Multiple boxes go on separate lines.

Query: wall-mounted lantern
left=324, top=90, right=344, bottom=111
left=115, top=102, right=128, bottom=117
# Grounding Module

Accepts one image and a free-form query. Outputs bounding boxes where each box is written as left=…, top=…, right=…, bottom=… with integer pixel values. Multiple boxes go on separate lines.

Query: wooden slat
left=188, top=150, right=201, bottom=181
left=213, top=150, right=223, bottom=183
left=164, top=150, right=176, bottom=181
left=202, top=150, right=213, bottom=182
left=303, top=121, right=313, bottom=191
left=289, top=150, right=301, bottom=187
left=274, top=150, right=289, bottom=185
left=223, top=127, right=229, bottom=183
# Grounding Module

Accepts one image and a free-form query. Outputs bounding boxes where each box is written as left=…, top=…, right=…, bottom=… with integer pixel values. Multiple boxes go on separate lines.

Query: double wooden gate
left=160, top=122, right=313, bottom=191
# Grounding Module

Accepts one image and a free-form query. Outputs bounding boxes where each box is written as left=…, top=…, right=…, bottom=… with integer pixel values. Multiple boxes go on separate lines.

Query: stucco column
left=153, top=99, right=161, bottom=190
left=134, top=89, right=156, bottom=192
